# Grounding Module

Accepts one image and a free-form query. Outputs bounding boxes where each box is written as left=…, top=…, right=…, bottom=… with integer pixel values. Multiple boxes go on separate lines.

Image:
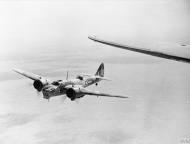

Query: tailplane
left=81, top=63, right=110, bottom=81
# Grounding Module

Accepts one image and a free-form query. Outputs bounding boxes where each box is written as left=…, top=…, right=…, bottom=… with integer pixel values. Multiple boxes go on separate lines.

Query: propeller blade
left=36, top=90, right=41, bottom=97
left=62, top=95, right=67, bottom=102
left=26, top=82, right=33, bottom=87
left=74, top=98, right=80, bottom=104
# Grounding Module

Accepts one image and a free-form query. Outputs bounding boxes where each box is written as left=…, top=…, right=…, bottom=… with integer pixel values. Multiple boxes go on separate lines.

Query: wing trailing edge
left=80, top=88, right=128, bottom=98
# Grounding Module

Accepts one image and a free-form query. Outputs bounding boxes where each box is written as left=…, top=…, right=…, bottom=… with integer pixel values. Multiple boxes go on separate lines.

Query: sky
left=0, top=0, right=190, bottom=144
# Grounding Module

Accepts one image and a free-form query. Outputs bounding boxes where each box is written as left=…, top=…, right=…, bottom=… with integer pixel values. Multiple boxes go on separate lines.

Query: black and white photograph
left=0, top=0, right=190, bottom=144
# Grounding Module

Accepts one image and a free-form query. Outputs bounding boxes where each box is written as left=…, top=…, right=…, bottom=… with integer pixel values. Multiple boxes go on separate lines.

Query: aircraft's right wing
left=88, top=36, right=190, bottom=63
left=13, top=68, right=43, bottom=81
left=80, top=88, right=128, bottom=99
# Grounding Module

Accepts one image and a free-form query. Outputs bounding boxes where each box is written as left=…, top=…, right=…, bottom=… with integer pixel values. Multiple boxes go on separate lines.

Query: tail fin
left=95, top=63, right=104, bottom=77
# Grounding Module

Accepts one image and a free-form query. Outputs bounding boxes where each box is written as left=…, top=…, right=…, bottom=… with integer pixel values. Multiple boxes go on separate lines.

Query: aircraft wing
left=80, top=88, right=128, bottom=98
left=13, top=68, right=43, bottom=81
left=88, top=36, right=190, bottom=63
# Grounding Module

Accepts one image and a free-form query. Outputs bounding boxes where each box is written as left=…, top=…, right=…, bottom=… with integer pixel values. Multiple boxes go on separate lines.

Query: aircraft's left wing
left=80, top=88, right=128, bottom=98
left=13, top=68, right=43, bottom=81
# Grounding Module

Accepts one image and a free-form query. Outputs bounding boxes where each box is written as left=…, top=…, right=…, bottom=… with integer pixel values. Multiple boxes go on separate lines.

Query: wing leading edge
left=13, top=68, right=43, bottom=80
left=88, top=36, right=190, bottom=63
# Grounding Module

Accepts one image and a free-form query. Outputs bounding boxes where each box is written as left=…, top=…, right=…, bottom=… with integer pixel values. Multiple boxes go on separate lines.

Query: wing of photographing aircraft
left=88, top=36, right=190, bottom=63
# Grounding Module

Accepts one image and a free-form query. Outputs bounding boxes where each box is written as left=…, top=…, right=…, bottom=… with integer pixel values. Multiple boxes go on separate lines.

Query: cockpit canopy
left=76, top=75, right=84, bottom=80
left=51, top=80, right=63, bottom=86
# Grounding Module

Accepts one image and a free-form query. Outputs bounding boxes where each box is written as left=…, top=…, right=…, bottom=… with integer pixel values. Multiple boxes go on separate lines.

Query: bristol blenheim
left=13, top=63, right=127, bottom=101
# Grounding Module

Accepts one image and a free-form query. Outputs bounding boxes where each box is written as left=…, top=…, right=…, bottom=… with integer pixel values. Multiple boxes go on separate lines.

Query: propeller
left=27, top=81, right=33, bottom=87
left=26, top=81, right=41, bottom=97
left=36, top=90, right=41, bottom=96
left=74, top=98, right=81, bottom=104
left=62, top=95, right=67, bottom=102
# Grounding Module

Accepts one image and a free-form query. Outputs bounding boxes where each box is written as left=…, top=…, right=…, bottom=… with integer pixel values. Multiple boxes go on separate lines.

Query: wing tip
left=12, top=68, right=21, bottom=73
left=120, top=96, right=129, bottom=98
left=88, top=35, right=97, bottom=41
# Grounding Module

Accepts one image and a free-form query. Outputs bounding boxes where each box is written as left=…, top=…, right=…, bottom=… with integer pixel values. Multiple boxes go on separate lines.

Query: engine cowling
left=66, top=88, right=84, bottom=101
left=33, top=79, right=49, bottom=92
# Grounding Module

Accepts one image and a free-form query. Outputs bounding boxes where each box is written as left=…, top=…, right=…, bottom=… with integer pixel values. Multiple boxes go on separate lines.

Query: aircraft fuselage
left=42, top=77, right=100, bottom=99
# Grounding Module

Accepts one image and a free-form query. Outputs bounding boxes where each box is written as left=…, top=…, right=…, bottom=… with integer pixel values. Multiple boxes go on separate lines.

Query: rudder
left=95, top=63, right=104, bottom=77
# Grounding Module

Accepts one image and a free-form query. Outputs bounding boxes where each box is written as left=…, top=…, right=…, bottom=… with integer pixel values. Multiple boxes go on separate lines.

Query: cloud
left=53, top=114, right=76, bottom=124
left=35, top=129, right=77, bottom=144
left=89, top=129, right=132, bottom=144
left=0, top=113, right=37, bottom=129
left=35, top=127, right=132, bottom=144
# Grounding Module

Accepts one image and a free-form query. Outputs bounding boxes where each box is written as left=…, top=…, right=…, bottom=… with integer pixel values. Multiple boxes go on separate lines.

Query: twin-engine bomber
left=13, top=63, right=128, bottom=101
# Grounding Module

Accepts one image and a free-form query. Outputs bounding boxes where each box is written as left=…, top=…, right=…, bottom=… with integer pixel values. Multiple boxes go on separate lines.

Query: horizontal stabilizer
left=93, top=76, right=111, bottom=81
left=81, top=74, right=111, bottom=81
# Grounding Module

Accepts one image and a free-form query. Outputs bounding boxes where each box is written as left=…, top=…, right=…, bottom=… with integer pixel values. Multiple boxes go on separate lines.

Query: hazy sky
left=0, top=0, right=190, bottom=55
left=0, top=0, right=190, bottom=144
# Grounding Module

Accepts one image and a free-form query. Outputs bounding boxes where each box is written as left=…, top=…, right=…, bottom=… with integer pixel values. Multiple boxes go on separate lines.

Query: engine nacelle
left=33, top=79, right=49, bottom=92
left=66, top=88, right=84, bottom=101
